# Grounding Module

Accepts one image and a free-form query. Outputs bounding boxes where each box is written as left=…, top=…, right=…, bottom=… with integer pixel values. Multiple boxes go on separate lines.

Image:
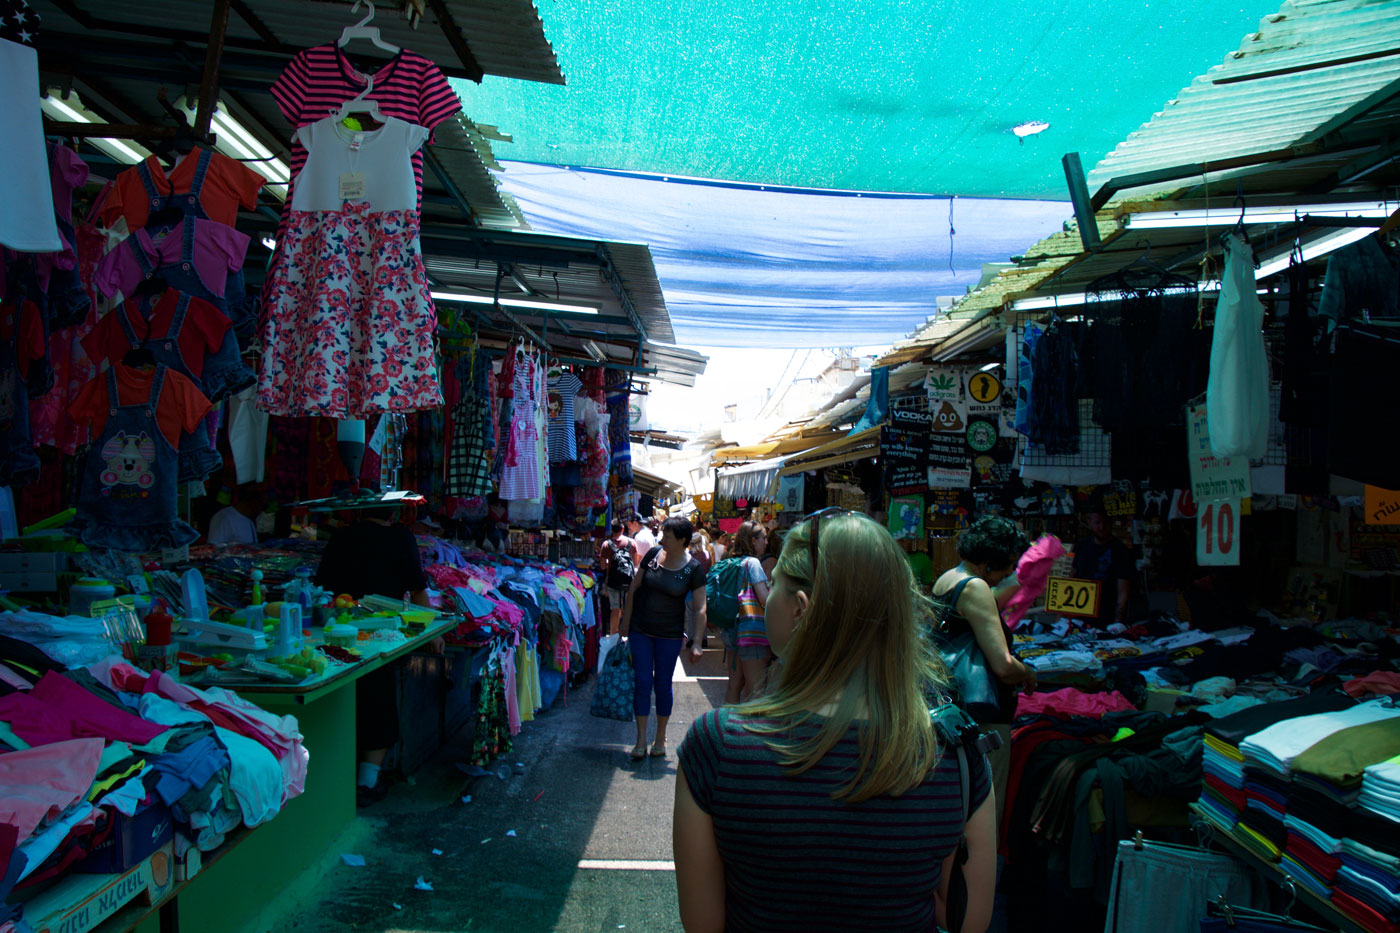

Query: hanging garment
left=576, top=395, right=610, bottom=508
left=1327, top=325, right=1400, bottom=489
left=95, top=153, right=256, bottom=383
left=270, top=44, right=461, bottom=210
left=0, top=4, right=60, bottom=253
left=498, top=349, right=544, bottom=500
left=1028, top=319, right=1079, bottom=453
left=0, top=299, right=41, bottom=487
left=34, top=143, right=92, bottom=327
left=83, top=291, right=231, bottom=483
left=1206, top=234, right=1269, bottom=459
left=546, top=369, right=582, bottom=462
left=257, top=118, right=441, bottom=418
left=68, top=364, right=209, bottom=551
left=1318, top=234, right=1400, bottom=327
left=95, top=218, right=248, bottom=303
left=445, top=364, right=493, bottom=497
left=101, top=147, right=264, bottom=232
left=1014, top=323, right=1042, bottom=436
left=227, top=387, right=268, bottom=484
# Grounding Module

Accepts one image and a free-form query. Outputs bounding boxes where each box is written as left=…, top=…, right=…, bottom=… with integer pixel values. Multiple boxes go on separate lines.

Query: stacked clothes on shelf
left=0, top=616, right=305, bottom=919
left=1190, top=691, right=1400, bottom=932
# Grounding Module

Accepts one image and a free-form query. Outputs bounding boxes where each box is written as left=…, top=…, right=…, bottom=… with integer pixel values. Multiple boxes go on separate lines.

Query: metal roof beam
left=1089, top=144, right=1326, bottom=212
left=422, top=147, right=477, bottom=225
left=594, top=244, right=647, bottom=357
left=423, top=0, right=485, bottom=83
left=1306, top=139, right=1400, bottom=193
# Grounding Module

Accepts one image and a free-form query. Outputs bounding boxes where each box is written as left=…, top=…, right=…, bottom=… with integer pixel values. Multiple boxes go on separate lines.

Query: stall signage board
left=925, top=368, right=962, bottom=402
left=1187, top=402, right=1252, bottom=503
left=1197, top=498, right=1242, bottom=566
left=1364, top=485, right=1400, bottom=525
left=884, top=407, right=933, bottom=495
left=927, top=430, right=972, bottom=488
left=1044, top=576, right=1101, bottom=618
left=965, top=370, right=1003, bottom=415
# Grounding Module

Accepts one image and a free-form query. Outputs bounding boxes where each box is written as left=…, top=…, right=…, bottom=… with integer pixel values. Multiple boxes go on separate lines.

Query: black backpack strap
left=944, top=742, right=971, bottom=933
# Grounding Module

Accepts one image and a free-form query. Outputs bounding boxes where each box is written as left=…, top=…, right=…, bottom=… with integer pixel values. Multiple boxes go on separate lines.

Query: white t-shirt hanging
left=0, top=7, right=61, bottom=253
left=290, top=116, right=430, bottom=212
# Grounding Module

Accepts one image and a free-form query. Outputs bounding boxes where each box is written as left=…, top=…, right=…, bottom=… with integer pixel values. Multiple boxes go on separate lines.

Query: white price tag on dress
left=338, top=172, right=367, bottom=201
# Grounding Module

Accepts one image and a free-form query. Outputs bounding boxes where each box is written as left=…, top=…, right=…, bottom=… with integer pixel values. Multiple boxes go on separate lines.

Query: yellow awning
left=778, top=426, right=882, bottom=477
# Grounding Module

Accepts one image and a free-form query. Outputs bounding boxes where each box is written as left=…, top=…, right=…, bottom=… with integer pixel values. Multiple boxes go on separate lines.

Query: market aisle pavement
left=265, top=642, right=729, bottom=932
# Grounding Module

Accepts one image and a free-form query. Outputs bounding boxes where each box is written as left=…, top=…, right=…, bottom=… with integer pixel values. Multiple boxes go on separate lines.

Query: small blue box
left=74, top=804, right=173, bottom=874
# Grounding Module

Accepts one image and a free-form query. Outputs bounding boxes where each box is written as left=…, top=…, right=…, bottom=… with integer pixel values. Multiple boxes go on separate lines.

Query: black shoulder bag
left=935, top=577, right=1016, bottom=724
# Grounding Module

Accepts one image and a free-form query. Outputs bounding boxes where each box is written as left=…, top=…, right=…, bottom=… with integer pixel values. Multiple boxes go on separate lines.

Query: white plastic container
left=69, top=578, right=116, bottom=617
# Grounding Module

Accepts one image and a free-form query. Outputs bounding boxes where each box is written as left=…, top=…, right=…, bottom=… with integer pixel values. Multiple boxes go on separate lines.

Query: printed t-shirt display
left=269, top=44, right=461, bottom=206
left=630, top=550, right=706, bottom=639
left=257, top=115, right=442, bottom=418
left=101, top=148, right=265, bottom=231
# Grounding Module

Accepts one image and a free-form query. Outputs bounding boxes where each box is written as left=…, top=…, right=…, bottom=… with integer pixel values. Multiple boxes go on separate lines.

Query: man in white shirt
left=627, top=513, right=657, bottom=560
left=207, top=485, right=267, bottom=546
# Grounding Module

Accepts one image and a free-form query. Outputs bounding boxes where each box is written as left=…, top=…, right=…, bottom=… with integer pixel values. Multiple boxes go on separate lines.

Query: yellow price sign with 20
left=1044, top=576, right=1102, bottom=618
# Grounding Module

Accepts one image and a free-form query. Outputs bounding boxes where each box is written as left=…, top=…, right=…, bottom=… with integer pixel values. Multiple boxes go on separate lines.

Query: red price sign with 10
left=1197, top=498, right=1241, bottom=566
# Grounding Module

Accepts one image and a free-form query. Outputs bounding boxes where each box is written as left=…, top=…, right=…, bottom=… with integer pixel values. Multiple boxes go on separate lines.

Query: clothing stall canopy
left=715, top=458, right=786, bottom=503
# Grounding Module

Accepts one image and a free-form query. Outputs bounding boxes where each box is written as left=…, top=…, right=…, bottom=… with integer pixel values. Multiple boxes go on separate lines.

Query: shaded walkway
left=266, top=644, right=729, bottom=932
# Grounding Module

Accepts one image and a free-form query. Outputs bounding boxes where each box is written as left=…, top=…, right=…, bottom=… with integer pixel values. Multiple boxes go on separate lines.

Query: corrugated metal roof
left=433, top=116, right=529, bottom=230
left=1088, top=0, right=1400, bottom=200
left=606, top=243, right=675, bottom=344
left=31, top=0, right=563, bottom=84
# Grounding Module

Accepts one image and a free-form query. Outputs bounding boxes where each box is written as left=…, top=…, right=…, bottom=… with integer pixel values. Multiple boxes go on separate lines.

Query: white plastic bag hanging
left=597, top=633, right=621, bottom=674
left=1205, top=233, right=1269, bottom=459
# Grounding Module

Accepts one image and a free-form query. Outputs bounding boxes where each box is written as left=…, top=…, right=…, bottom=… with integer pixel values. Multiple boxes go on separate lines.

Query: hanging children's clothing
left=82, top=292, right=233, bottom=483
left=445, top=356, right=493, bottom=498
left=101, top=148, right=264, bottom=232
left=498, top=347, right=544, bottom=501
left=95, top=219, right=248, bottom=304
left=257, top=116, right=442, bottom=418
left=270, top=44, right=461, bottom=209
left=69, top=364, right=211, bottom=551
left=546, top=368, right=583, bottom=463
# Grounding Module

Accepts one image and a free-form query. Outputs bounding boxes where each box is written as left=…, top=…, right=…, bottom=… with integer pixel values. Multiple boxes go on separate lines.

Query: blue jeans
left=630, top=632, right=683, bottom=717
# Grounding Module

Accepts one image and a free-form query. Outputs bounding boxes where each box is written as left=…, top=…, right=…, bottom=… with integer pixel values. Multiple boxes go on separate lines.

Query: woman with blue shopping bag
left=618, top=516, right=708, bottom=761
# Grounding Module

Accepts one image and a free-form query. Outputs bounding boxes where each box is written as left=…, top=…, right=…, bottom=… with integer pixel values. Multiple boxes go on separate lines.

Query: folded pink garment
left=30, top=671, right=166, bottom=744
left=1004, top=535, right=1065, bottom=630
left=0, top=737, right=103, bottom=840
left=1344, top=671, right=1400, bottom=699
left=1016, top=687, right=1137, bottom=719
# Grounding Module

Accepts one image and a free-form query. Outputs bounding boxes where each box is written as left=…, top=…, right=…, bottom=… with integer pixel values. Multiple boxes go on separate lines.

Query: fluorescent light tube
left=582, top=340, right=609, bottom=362
left=428, top=291, right=599, bottom=315
left=42, top=95, right=144, bottom=164
left=1253, top=226, right=1375, bottom=280
left=1124, top=201, right=1390, bottom=230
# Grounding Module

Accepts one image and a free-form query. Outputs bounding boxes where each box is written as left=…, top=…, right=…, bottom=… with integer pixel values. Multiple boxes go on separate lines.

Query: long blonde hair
left=739, top=511, right=945, bottom=802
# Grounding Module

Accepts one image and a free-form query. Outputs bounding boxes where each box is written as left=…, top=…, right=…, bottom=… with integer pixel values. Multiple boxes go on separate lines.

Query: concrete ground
left=265, top=642, right=731, bottom=933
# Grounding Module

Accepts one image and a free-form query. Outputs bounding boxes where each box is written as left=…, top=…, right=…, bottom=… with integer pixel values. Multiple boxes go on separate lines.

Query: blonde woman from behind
left=674, top=510, right=997, bottom=933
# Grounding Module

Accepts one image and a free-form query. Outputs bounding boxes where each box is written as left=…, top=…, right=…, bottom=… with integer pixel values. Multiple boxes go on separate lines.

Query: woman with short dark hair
left=931, top=515, right=1036, bottom=826
left=621, top=515, right=708, bottom=761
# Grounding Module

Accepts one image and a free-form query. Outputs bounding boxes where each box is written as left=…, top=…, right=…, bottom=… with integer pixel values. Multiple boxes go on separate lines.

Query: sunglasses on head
left=806, top=506, right=853, bottom=574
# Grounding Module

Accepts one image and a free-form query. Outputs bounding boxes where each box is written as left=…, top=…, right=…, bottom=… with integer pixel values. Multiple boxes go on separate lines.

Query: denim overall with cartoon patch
left=114, top=294, right=222, bottom=483
left=132, top=150, right=255, bottom=398
left=76, top=365, right=197, bottom=551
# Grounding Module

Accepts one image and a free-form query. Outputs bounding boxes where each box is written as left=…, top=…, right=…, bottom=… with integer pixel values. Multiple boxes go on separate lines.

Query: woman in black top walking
left=620, top=515, right=707, bottom=761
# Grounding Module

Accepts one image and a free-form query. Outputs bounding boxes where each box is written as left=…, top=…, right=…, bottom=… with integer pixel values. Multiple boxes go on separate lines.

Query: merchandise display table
left=153, top=618, right=461, bottom=933
left=1187, top=804, right=1370, bottom=933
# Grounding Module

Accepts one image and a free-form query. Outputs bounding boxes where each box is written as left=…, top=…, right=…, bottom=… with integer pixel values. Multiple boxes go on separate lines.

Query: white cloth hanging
left=0, top=30, right=60, bottom=252
left=1206, top=233, right=1269, bottom=459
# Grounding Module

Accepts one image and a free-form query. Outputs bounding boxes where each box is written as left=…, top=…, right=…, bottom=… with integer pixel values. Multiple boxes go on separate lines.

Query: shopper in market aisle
left=725, top=521, right=772, bottom=701
left=600, top=519, right=637, bottom=635
left=1071, top=507, right=1135, bottom=626
left=620, top=515, right=708, bottom=761
left=931, top=515, right=1036, bottom=826
left=316, top=503, right=443, bottom=806
left=628, top=512, right=658, bottom=558
left=675, top=511, right=997, bottom=932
